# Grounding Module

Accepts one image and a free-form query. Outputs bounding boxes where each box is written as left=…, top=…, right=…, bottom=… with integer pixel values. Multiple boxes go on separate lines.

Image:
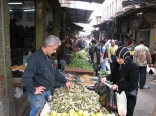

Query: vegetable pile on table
left=67, top=53, right=93, bottom=70
left=43, top=83, right=115, bottom=116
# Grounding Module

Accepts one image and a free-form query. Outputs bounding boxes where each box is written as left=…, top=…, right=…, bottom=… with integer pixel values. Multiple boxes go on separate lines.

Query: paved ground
left=133, top=74, right=156, bottom=116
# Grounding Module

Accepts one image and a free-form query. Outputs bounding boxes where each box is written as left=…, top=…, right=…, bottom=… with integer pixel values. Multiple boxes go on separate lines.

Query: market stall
left=38, top=71, right=118, bottom=116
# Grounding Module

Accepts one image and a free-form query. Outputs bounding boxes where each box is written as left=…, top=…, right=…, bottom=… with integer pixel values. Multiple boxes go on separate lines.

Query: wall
left=102, top=0, right=118, bottom=20
left=0, top=0, right=15, bottom=115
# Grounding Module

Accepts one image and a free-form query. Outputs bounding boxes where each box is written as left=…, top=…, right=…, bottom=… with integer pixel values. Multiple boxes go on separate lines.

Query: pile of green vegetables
left=67, top=53, right=93, bottom=70
left=98, top=70, right=109, bottom=78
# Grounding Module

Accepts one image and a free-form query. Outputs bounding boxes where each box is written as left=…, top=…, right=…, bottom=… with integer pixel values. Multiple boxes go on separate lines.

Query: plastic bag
left=100, top=57, right=103, bottom=63
left=93, top=81, right=109, bottom=95
left=115, top=91, right=127, bottom=116
left=106, top=89, right=117, bottom=111
left=149, top=68, right=154, bottom=75
left=40, top=102, right=51, bottom=116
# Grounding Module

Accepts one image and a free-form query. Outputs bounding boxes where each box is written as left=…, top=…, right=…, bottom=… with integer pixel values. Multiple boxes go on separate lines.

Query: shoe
left=139, top=86, right=143, bottom=89
left=143, top=85, right=150, bottom=89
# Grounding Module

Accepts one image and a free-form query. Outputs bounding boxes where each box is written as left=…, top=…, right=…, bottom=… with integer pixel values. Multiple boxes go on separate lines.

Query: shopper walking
left=22, top=35, right=72, bottom=116
left=90, top=40, right=101, bottom=76
left=107, top=40, right=118, bottom=73
left=133, top=38, right=152, bottom=89
left=100, top=40, right=107, bottom=71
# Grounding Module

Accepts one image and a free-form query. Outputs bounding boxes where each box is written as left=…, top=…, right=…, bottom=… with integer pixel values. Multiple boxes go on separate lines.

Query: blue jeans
left=139, top=66, right=147, bottom=88
left=28, top=90, right=51, bottom=116
left=60, top=60, right=66, bottom=72
left=101, top=58, right=107, bottom=71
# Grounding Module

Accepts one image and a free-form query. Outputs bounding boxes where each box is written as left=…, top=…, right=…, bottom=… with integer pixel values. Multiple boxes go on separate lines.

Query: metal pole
left=1, top=0, right=10, bottom=115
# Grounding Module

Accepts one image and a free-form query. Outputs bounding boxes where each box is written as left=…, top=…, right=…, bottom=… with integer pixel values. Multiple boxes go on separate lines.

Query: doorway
left=140, top=30, right=150, bottom=47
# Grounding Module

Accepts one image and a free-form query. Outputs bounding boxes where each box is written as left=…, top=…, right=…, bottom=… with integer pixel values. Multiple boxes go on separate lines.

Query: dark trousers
left=110, top=55, right=116, bottom=73
left=127, top=108, right=134, bottom=116
left=139, top=66, right=147, bottom=88
left=93, top=63, right=99, bottom=76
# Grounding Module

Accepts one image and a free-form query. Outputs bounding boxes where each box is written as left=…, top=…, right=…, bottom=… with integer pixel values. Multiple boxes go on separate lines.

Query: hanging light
left=8, top=2, right=23, bottom=5
left=23, top=9, right=35, bottom=12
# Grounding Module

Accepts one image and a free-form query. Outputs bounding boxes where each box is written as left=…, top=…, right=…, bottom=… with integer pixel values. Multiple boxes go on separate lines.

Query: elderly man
left=22, top=35, right=72, bottom=116
left=107, top=39, right=118, bottom=73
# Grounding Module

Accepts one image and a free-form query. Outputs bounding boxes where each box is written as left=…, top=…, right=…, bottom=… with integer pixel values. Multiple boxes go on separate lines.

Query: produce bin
left=64, top=67, right=96, bottom=76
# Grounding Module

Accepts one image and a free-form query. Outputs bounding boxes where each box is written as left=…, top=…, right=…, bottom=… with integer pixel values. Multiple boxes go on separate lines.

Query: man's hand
left=65, top=82, right=72, bottom=90
left=34, top=86, right=46, bottom=94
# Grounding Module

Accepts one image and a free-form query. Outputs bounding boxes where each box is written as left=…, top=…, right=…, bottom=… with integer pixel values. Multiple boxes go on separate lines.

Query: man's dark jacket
left=22, top=49, right=67, bottom=94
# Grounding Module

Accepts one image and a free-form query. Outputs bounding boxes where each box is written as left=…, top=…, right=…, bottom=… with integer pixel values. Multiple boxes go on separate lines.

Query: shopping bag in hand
left=93, top=81, right=109, bottom=95
left=105, top=89, right=117, bottom=111
left=149, top=68, right=154, bottom=75
left=115, top=91, right=127, bottom=116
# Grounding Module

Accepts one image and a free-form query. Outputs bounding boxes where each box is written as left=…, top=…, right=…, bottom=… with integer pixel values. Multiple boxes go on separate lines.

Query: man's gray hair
left=43, top=35, right=61, bottom=47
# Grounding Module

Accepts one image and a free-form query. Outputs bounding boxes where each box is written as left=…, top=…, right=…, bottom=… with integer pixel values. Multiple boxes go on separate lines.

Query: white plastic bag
left=40, top=102, right=51, bottom=116
left=100, top=57, right=103, bottom=63
left=115, top=91, right=127, bottom=116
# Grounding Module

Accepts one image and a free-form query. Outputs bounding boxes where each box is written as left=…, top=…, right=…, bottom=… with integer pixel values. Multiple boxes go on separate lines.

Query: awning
left=93, top=19, right=113, bottom=28
left=62, top=7, right=93, bottom=23
left=70, top=23, right=83, bottom=31
left=67, top=0, right=105, bottom=4
left=115, top=5, right=156, bottom=19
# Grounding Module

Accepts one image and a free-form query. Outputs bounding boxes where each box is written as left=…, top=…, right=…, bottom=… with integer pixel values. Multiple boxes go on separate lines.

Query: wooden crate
left=64, top=67, right=96, bottom=76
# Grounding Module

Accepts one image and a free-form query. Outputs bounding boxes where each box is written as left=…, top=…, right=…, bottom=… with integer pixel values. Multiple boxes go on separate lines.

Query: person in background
left=84, top=38, right=90, bottom=53
left=77, top=38, right=85, bottom=50
left=127, top=37, right=132, bottom=46
left=101, top=47, right=139, bottom=116
left=104, top=37, right=111, bottom=50
left=133, top=38, right=152, bottom=89
left=58, top=40, right=72, bottom=72
left=107, top=40, right=118, bottom=73
left=127, top=40, right=136, bottom=51
left=22, top=35, right=72, bottom=116
left=90, top=40, right=101, bottom=76
left=100, top=40, right=107, bottom=71
left=56, top=38, right=66, bottom=69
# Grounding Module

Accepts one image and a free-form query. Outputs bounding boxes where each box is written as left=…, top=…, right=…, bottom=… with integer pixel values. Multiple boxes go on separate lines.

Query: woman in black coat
left=101, top=46, right=139, bottom=116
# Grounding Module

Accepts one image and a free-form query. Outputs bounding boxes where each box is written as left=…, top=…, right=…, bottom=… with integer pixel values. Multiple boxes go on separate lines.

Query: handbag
left=126, top=89, right=138, bottom=97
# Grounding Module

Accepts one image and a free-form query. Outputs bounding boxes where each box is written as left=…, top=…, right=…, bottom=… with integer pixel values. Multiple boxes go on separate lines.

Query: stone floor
left=134, top=74, right=156, bottom=116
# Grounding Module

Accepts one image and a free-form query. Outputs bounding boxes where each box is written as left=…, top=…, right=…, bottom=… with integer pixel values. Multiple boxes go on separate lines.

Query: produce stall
left=39, top=72, right=118, bottom=116
left=65, top=52, right=95, bottom=76
left=40, top=83, right=116, bottom=116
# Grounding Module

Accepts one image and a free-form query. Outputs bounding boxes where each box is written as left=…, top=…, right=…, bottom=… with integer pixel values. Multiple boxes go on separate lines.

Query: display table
left=64, top=67, right=96, bottom=76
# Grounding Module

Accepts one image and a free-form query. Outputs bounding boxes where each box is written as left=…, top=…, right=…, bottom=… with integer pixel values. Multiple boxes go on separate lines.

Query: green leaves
left=98, top=70, right=108, bottom=78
